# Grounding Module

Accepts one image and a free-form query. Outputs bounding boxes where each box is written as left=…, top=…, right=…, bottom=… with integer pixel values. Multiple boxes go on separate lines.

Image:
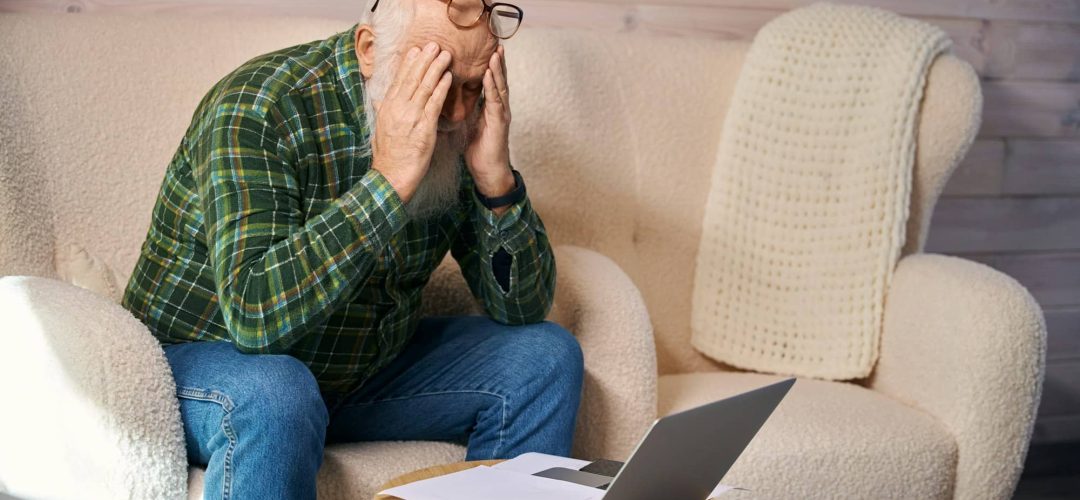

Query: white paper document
left=378, top=465, right=604, bottom=500
left=709, top=483, right=739, bottom=498
left=490, top=451, right=591, bottom=475
left=377, top=452, right=740, bottom=499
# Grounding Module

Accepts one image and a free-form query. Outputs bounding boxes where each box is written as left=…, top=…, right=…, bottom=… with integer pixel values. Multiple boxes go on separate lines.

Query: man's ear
left=355, top=24, right=377, bottom=80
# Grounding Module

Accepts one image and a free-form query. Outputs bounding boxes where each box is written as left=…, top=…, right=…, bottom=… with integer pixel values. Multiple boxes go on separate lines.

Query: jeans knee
left=519, top=322, right=584, bottom=392
left=545, top=323, right=584, bottom=380
left=242, top=354, right=329, bottom=432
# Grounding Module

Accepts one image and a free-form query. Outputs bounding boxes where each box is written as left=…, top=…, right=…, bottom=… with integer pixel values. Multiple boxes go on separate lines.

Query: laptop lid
left=602, top=378, right=795, bottom=500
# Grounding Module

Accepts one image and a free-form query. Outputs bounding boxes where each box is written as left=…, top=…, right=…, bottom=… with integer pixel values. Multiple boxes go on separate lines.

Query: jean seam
left=337, top=389, right=508, bottom=458
left=176, top=387, right=237, bottom=500
left=497, top=390, right=507, bottom=459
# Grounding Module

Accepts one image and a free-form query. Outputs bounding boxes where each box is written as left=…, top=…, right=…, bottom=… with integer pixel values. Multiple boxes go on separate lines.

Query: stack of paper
left=377, top=452, right=739, bottom=500
left=491, top=452, right=591, bottom=475
left=378, top=453, right=600, bottom=500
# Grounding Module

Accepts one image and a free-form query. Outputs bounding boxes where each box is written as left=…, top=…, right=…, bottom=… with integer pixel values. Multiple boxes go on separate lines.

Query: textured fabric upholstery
left=659, top=372, right=958, bottom=499
left=0, top=276, right=188, bottom=499
left=870, top=254, right=1046, bottom=499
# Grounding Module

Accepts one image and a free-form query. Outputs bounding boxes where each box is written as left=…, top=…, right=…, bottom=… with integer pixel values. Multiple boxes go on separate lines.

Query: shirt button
left=499, top=230, right=510, bottom=238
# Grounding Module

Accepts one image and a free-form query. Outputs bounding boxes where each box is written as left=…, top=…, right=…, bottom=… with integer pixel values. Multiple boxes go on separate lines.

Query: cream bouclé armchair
left=0, top=11, right=1044, bottom=500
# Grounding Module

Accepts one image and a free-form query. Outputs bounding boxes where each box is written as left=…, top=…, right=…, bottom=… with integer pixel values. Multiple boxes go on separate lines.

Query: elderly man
left=121, top=0, right=583, bottom=497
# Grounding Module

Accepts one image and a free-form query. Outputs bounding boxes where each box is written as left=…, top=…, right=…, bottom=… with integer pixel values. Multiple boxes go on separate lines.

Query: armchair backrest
left=0, top=14, right=981, bottom=376
left=0, top=14, right=347, bottom=282
left=508, top=29, right=982, bottom=375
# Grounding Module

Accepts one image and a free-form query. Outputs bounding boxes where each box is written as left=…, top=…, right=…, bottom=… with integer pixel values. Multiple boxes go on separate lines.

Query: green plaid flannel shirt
left=122, top=26, right=555, bottom=396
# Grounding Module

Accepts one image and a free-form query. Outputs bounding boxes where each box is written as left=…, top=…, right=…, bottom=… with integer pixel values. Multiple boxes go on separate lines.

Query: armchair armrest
left=550, top=246, right=658, bottom=461
left=869, top=254, right=1046, bottom=500
left=0, top=276, right=187, bottom=499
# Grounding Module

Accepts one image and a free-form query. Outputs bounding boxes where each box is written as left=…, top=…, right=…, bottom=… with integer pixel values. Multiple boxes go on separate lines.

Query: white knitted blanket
left=691, top=3, right=950, bottom=379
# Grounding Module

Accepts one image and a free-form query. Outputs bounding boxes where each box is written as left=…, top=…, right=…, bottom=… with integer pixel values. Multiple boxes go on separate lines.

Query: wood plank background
left=2, top=0, right=1077, bottom=447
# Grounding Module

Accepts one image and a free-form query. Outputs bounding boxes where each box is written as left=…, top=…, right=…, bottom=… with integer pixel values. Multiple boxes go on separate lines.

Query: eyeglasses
left=370, top=0, right=524, bottom=39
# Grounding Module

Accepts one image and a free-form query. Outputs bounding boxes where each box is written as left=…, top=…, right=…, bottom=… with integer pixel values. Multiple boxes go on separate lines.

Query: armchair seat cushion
left=188, top=441, right=466, bottom=500
left=658, top=372, right=957, bottom=499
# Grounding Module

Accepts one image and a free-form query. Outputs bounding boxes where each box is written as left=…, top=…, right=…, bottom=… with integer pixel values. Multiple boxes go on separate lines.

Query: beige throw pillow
left=53, top=243, right=124, bottom=303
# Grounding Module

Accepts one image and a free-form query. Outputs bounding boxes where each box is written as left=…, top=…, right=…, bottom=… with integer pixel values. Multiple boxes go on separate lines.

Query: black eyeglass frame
left=370, top=0, right=524, bottom=39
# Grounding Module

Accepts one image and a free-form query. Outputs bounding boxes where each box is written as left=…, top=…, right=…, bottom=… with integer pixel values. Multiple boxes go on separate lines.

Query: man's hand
left=465, top=45, right=515, bottom=210
left=372, top=42, right=453, bottom=203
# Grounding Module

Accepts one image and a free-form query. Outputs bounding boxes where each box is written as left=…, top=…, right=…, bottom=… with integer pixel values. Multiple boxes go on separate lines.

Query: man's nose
left=441, top=86, right=468, bottom=123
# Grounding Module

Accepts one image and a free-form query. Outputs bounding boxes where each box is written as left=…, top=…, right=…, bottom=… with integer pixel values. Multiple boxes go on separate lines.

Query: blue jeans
left=163, top=316, right=584, bottom=500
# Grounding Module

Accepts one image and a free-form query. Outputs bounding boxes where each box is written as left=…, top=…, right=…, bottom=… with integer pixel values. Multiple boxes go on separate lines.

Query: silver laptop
left=539, top=378, right=795, bottom=499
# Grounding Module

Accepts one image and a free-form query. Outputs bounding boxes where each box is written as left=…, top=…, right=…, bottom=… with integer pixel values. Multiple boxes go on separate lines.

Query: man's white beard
left=362, top=57, right=476, bottom=222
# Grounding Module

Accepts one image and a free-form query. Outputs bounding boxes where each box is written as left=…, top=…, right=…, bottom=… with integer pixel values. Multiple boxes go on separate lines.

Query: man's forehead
left=404, top=3, right=497, bottom=82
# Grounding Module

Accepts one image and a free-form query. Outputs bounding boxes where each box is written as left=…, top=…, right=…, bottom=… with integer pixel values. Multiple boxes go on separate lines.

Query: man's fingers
left=386, top=46, right=421, bottom=100
left=400, top=42, right=441, bottom=99
left=498, top=45, right=507, bottom=80
left=423, top=71, right=453, bottom=121
left=413, top=50, right=452, bottom=103
left=491, top=51, right=509, bottom=100
left=483, top=68, right=502, bottom=106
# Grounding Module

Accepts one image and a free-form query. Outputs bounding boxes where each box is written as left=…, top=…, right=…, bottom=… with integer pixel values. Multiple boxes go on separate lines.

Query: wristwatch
left=476, top=169, right=526, bottom=210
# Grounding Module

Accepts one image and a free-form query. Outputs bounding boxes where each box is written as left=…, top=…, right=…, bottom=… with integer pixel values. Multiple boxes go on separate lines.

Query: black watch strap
left=476, top=169, right=526, bottom=210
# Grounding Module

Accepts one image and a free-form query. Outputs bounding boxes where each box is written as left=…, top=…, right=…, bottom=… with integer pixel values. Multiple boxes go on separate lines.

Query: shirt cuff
left=338, top=168, right=409, bottom=251
left=472, top=189, right=535, bottom=255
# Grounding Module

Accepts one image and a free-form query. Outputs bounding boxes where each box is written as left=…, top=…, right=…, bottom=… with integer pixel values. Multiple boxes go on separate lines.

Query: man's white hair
left=358, top=0, right=414, bottom=71
left=359, top=0, right=473, bottom=222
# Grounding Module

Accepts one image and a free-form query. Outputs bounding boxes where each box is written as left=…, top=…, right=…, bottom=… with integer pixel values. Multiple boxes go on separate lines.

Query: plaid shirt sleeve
left=191, top=101, right=408, bottom=354
left=451, top=171, right=556, bottom=324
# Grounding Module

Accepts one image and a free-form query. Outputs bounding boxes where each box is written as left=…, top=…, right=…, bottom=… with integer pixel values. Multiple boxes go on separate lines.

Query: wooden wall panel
left=980, top=81, right=1080, bottom=138
left=0, top=1, right=1071, bottom=81
left=944, top=139, right=1006, bottom=196
left=1003, top=140, right=1080, bottom=195
left=984, top=21, right=1080, bottom=81
left=577, top=0, right=1080, bottom=24
left=925, top=198, right=1080, bottom=253
left=7, top=0, right=1078, bottom=23
left=1032, top=414, right=1080, bottom=444
left=1045, top=308, right=1080, bottom=362
left=627, top=5, right=992, bottom=72
left=1038, top=362, right=1080, bottom=417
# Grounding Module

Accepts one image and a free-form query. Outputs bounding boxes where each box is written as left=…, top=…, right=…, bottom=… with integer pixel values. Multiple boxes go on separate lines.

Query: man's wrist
left=473, top=166, right=516, bottom=199
left=475, top=169, right=526, bottom=214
